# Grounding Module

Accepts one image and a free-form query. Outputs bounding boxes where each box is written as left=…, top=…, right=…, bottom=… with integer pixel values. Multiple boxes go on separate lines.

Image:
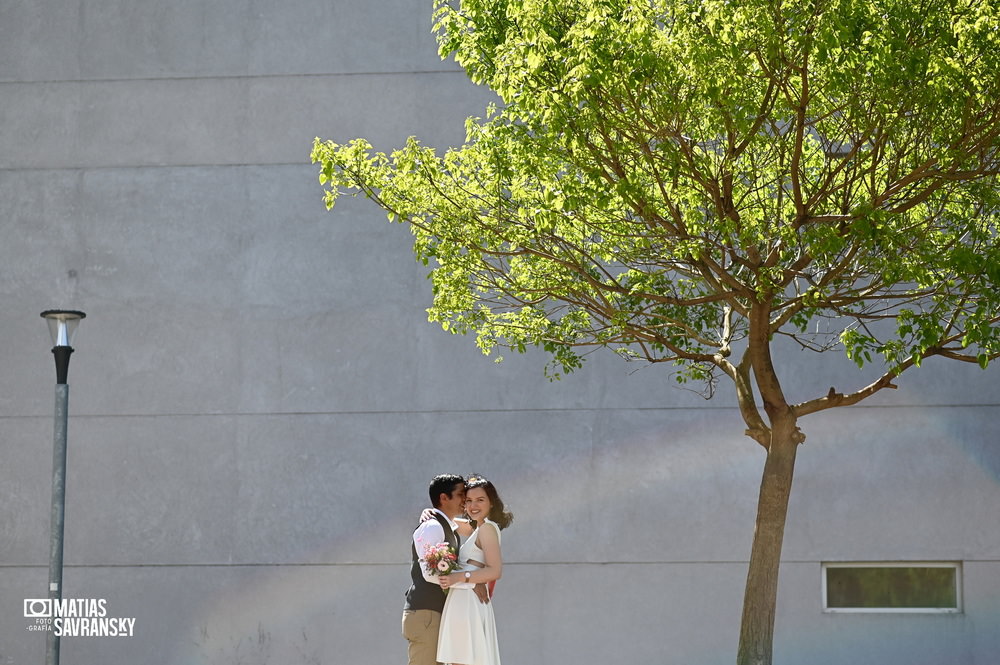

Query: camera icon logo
left=24, top=599, right=53, bottom=618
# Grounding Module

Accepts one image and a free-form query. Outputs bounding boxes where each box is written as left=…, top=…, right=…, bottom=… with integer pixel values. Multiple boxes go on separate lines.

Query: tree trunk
left=736, top=416, right=800, bottom=665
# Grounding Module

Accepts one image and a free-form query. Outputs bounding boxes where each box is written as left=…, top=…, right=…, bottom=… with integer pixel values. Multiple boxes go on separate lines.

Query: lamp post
left=40, top=309, right=85, bottom=665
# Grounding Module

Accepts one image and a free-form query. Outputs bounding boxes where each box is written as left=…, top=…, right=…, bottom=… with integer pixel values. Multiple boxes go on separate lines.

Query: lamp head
left=40, top=310, right=87, bottom=348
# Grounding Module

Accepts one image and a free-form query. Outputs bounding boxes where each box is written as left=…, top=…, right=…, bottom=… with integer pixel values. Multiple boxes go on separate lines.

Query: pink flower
left=423, top=542, right=459, bottom=576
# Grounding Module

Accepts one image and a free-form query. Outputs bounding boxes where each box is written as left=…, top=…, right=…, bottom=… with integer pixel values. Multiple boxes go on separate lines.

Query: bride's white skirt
left=436, top=587, right=500, bottom=665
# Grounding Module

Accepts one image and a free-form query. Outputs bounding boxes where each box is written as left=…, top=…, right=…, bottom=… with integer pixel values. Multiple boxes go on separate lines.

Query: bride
left=436, top=475, right=513, bottom=665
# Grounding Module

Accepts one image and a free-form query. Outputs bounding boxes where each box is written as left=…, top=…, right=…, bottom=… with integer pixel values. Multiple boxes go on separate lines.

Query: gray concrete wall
left=1, top=2, right=998, bottom=665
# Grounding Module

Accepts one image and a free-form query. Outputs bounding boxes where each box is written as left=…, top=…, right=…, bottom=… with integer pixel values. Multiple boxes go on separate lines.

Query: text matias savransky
left=25, top=598, right=136, bottom=637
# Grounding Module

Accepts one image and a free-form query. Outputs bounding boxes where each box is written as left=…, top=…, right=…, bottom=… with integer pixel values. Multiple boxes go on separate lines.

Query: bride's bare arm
left=474, top=522, right=502, bottom=583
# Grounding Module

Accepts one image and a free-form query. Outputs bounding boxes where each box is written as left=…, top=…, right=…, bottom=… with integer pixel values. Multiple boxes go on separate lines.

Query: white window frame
left=821, top=561, right=962, bottom=614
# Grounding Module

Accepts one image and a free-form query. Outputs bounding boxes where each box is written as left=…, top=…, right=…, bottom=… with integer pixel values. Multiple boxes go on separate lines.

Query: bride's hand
left=419, top=508, right=435, bottom=522
left=438, top=573, right=455, bottom=589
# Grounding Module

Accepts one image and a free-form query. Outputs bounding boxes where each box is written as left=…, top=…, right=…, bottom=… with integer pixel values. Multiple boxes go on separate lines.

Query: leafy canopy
left=313, top=0, right=1000, bottom=400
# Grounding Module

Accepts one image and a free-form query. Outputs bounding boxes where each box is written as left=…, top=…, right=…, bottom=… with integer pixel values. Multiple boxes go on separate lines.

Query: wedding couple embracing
left=402, top=473, right=514, bottom=665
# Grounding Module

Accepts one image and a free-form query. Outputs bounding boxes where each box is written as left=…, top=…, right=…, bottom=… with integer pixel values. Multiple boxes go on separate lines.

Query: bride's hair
left=464, top=474, right=513, bottom=530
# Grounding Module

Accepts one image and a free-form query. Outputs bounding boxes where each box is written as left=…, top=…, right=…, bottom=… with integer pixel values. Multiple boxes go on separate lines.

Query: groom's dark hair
left=428, top=474, right=465, bottom=508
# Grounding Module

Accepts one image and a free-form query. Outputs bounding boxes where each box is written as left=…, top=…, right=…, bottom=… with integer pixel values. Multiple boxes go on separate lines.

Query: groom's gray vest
left=403, top=512, right=457, bottom=612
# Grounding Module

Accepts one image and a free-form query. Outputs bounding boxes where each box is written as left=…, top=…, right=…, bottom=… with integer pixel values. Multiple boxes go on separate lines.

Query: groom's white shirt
left=412, top=508, right=459, bottom=585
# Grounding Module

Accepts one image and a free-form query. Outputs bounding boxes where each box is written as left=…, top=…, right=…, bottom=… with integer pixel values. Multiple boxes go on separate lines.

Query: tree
left=312, top=1, right=1000, bottom=663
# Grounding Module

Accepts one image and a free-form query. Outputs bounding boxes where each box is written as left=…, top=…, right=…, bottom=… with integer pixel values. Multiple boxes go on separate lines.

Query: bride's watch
left=464, top=571, right=471, bottom=583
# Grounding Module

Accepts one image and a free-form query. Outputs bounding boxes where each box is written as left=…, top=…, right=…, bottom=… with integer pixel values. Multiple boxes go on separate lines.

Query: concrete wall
left=1, top=2, right=998, bottom=664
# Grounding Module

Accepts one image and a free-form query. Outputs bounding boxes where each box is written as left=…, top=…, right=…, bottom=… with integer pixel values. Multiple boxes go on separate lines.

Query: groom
left=402, top=473, right=486, bottom=665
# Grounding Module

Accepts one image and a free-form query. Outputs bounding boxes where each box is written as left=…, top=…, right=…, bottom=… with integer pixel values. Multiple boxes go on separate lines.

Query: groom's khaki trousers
left=402, top=609, right=442, bottom=665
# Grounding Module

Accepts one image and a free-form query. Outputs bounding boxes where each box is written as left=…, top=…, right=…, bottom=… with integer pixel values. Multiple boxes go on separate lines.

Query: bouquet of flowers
left=423, top=542, right=460, bottom=576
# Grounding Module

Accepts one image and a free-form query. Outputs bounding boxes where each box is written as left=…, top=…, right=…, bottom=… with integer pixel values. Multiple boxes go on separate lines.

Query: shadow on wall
left=165, top=410, right=755, bottom=665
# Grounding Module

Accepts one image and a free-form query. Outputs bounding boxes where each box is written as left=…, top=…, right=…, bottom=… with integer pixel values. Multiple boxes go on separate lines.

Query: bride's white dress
left=437, top=520, right=501, bottom=665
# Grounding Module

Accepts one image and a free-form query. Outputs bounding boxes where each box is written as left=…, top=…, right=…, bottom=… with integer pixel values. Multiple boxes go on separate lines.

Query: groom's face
left=439, top=483, right=467, bottom=519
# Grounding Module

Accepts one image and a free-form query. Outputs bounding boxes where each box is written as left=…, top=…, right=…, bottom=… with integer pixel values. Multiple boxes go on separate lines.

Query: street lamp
left=40, top=309, right=85, bottom=665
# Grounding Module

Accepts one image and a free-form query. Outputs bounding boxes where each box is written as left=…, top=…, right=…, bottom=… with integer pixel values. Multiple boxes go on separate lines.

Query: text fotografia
left=24, top=599, right=136, bottom=637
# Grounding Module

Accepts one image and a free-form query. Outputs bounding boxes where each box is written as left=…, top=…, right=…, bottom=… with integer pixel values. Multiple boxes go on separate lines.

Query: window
left=822, top=562, right=961, bottom=613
